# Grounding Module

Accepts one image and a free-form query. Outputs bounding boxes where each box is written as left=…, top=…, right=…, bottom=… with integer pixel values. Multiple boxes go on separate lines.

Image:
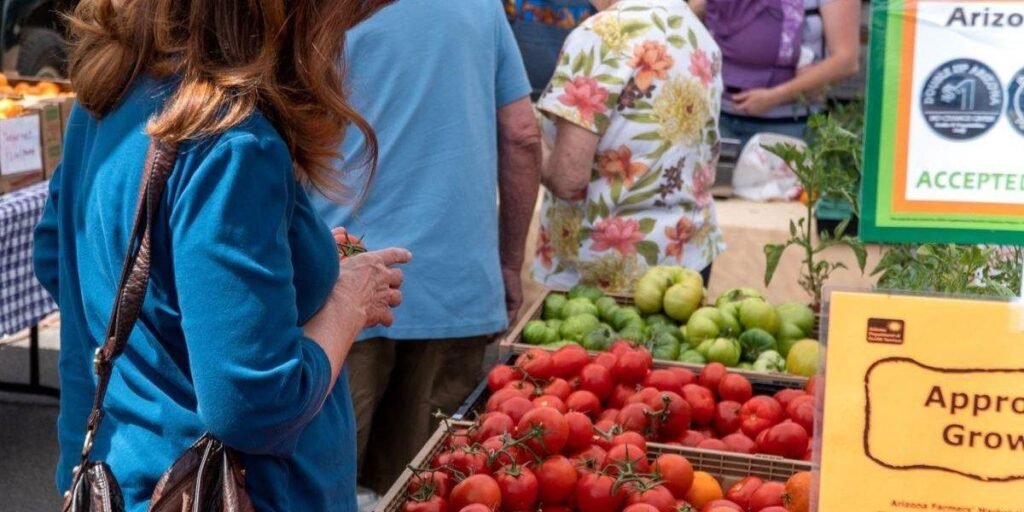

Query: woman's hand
left=335, top=248, right=411, bottom=328
left=732, top=88, right=786, bottom=116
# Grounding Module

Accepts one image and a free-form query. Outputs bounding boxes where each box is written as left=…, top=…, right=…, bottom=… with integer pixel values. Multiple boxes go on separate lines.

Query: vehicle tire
left=17, top=28, right=67, bottom=78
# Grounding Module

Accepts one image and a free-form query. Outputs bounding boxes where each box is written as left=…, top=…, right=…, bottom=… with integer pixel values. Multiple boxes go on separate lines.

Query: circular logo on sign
left=920, top=58, right=1003, bottom=140
left=1007, top=68, right=1024, bottom=136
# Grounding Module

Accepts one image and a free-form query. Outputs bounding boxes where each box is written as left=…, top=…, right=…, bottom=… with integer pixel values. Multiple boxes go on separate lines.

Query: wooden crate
left=374, top=420, right=812, bottom=512
left=500, top=289, right=809, bottom=392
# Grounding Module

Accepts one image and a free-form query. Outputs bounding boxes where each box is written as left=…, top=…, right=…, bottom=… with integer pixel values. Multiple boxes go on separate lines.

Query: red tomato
left=575, top=472, right=626, bottom=512
left=497, top=396, right=534, bottom=425
left=540, top=506, right=573, bottom=512
left=474, top=412, right=514, bottom=442
left=786, top=395, right=815, bottom=435
left=536, top=455, right=578, bottom=505
left=598, top=408, right=620, bottom=423
left=696, top=438, right=728, bottom=451
left=748, top=482, right=785, bottom=510
left=612, top=430, right=648, bottom=452
left=544, top=378, right=573, bottom=401
left=627, top=387, right=662, bottom=405
left=644, top=369, right=684, bottom=395
left=605, top=443, right=650, bottom=474
left=609, top=383, right=638, bottom=409
left=488, top=364, right=521, bottom=393
left=724, top=476, right=763, bottom=509
left=610, top=340, right=635, bottom=355
left=449, top=474, right=502, bottom=512
left=646, top=391, right=692, bottom=440
left=700, top=500, right=743, bottom=512
left=757, top=508, right=789, bottom=512
left=773, top=389, right=805, bottom=411
left=564, top=411, right=595, bottom=453
left=402, top=495, right=448, bottom=512
left=516, top=349, right=555, bottom=380
left=625, top=484, right=677, bottom=512
left=408, top=470, right=453, bottom=499
left=486, top=388, right=523, bottom=412
left=449, top=428, right=472, bottom=450
left=570, top=444, right=608, bottom=472
left=504, top=380, right=537, bottom=398
left=623, top=505, right=661, bottom=512
left=565, top=390, right=602, bottom=418
left=682, top=384, right=716, bottom=426
left=481, top=435, right=524, bottom=469
left=739, top=396, right=784, bottom=438
left=697, top=363, right=728, bottom=396
left=576, top=364, right=614, bottom=401
left=717, top=374, right=753, bottom=403
left=757, top=421, right=809, bottom=460
left=613, top=349, right=653, bottom=385
left=616, top=403, right=653, bottom=433
left=448, top=448, right=490, bottom=477
left=669, top=367, right=697, bottom=387
left=593, top=352, right=619, bottom=371
left=495, top=465, right=539, bottom=512
left=517, top=407, right=570, bottom=456
left=652, top=454, right=694, bottom=499
left=594, top=419, right=617, bottom=437
left=551, top=344, right=590, bottom=378
left=720, top=433, right=756, bottom=454
left=805, top=375, right=823, bottom=396
left=678, top=430, right=706, bottom=447
left=713, top=401, right=742, bottom=436
left=533, top=394, right=568, bottom=413
left=458, top=505, right=491, bottom=512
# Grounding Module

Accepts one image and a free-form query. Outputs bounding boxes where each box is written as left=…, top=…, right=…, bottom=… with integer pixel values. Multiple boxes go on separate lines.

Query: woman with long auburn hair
left=33, top=0, right=407, bottom=510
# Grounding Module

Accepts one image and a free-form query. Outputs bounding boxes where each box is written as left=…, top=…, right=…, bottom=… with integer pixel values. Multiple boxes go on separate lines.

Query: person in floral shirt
left=534, top=0, right=725, bottom=293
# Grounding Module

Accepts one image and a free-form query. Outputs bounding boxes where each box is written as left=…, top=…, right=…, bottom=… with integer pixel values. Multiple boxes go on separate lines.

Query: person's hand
left=332, top=227, right=366, bottom=259
left=732, top=88, right=786, bottom=116
left=501, top=266, right=524, bottom=326
left=335, top=248, right=412, bottom=329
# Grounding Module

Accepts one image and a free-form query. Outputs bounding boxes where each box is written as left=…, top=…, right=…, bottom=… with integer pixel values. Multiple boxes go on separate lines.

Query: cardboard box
left=25, top=101, right=63, bottom=178
left=0, top=112, right=44, bottom=179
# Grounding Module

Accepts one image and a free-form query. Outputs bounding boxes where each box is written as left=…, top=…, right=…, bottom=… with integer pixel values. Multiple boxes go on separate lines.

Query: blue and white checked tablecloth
left=1, top=181, right=57, bottom=336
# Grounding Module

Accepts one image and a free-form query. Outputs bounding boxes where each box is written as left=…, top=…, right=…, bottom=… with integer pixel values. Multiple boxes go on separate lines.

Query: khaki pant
left=348, top=336, right=488, bottom=494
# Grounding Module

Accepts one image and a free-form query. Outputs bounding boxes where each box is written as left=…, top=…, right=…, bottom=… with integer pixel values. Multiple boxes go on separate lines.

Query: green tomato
left=617, top=324, right=647, bottom=343
left=787, top=339, right=822, bottom=377
left=582, top=325, right=616, bottom=352
left=645, top=313, right=674, bottom=327
left=595, top=297, right=620, bottom=323
left=546, top=319, right=564, bottom=333
left=541, top=326, right=560, bottom=345
left=611, top=307, right=643, bottom=331
left=545, top=340, right=579, bottom=349
left=663, top=282, right=704, bottom=322
left=685, top=315, right=720, bottom=348
left=634, top=278, right=667, bottom=315
left=776, top=323, right=806, bottom=357
left=677, top=349, right=707, bottom=365
left=736, top=362, right=754, bottom=370
left=704, top=337, right=742, bottom=367
left=648, top=332, right=681, bottom=361
left=543, top=294, right=568, bottom=320
left=562, top=298, right=599, bottom=319
left=776, top=302, right=815, bottom=336
left=738, top=298, right=780, bottom=335
left=714, top=287, right=764, bottom=308
left=649, top=323, right=684, bottom=344
left=719, top=308, right=741, bottom=337
left=569, top=284, right=605, bottom=302
left=690, top=307, right=724, bottom=326
left=738, top=328, right=778, bottom=363
left=559, top=313, right=601, bottom=342
left=695, top=339, right=714, bottom=357
left=752, top=350, right=787, bottom=373
left=522, top=320, right=549, bottom=345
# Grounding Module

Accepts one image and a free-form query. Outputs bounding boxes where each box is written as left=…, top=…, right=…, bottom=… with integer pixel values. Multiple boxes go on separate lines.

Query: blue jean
left=719, top=112, right=810, bottom=150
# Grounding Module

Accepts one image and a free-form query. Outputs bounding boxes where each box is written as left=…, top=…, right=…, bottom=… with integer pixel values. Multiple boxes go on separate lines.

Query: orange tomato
left=783, top=471, right=811, bottom=512
left=683, top=471, right=722, bottom=509
left=13, top=82, right=31, bottom=94
left=0, top=74, right=8, bottom=86
left=35, top=81, right=61, bottom=97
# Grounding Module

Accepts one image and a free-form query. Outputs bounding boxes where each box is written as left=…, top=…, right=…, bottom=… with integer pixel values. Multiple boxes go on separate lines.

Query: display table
left=0, top=181, right=59, bottom=397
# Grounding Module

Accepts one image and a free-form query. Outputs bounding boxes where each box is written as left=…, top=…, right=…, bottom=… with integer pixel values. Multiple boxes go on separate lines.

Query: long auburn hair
left=67, top=0, right=394, bottom=195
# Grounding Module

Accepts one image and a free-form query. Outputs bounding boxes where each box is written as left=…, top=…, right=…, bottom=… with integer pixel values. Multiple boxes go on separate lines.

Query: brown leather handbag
left=62, top=140, right=255, bottom=512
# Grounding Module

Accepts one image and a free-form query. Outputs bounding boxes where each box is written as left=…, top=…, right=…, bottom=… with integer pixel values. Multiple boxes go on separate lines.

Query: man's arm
left=497, top=96, right=542, bottom=323
left=543, top=119, right=600, bottom=201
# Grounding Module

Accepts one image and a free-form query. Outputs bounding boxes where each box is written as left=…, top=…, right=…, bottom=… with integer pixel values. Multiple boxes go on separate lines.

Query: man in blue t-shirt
left=311, top=0, right=540, bottom=495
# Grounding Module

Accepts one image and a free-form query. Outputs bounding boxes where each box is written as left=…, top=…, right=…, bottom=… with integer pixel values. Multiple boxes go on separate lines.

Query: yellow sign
left=819, top=291, right=1024, bottom=512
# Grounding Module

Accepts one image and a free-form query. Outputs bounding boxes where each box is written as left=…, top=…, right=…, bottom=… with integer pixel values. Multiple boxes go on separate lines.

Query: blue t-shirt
left=35, top=77, right=356, bottom=511
left=312, top=0, right=531, bottom=340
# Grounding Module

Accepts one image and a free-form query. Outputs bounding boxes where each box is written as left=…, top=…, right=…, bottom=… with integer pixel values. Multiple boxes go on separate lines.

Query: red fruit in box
left=551, top=344, right=590, bottom=378
left=627, top=387, right=662, bottom=405
left=678, top=430, right=706, bottom=447
left=717, top=374, right=753, bottom=403
left=720, top=432, right=756, bottom=454
left=563, top=411, right=595, bottom=453
left=543, top=378, right=573, bottom=401
left=644, top=369, right=684, bottom=395
left=474, top=412, right=514, bottom=442
left=517, top=407, right=570, bottom=456
left=610, top=340, right=635, bottom=355
left=486, top=388, right=521, bottom=412
left=574, top=472, right=626, bottom=512
left=786, top=395, right=815, bottom=435
left=612, top=430, right=647, bottom=452
left=571, top=444, right=608, bottom=472
left=739, top=396, right=783, bottom=438
left=487, top=364, right=520, bottom=392
left=773, top=388, right=805, bottom=410
left=652, top=453, right=694, bottom=499
left=576, top=363, right=613, bottom=401
left=617, top=402, right=653, bottom=433
left=625, top=483, right=677, bottom=512
left=724, top=476, right=763, bottom=509
left=516, top=348, right=555, bottom=380
left=682, top=384, right=716, bottom=426
left=713, top=401, right=742, bottom=436
left=565, top=390, right=602, bottom=418
left=613, top=349, right=653, bottom=385
left=748, top=482, right=785, bottom=510
left=497, top=396, right=533, bottom=425
left=593, top=352, right=618, bottom=370
left=533, top=394, right=568, bottom=413
left=646, top=391, right=692, bottom=440
left=609, top=383, right=638, bottom=409
left=669, top=367, right=697, bottom=387
left=605, top=443, right=650, bottom=474
left=536, top=455, right=578, bottom=505
left=757, top=421, right=809, bottom=460
left=696, top=438, right=728, bottom=451
left=697, top=363, right=728, bottom=396
left=700, top=500, right=743, bottom=511
left=495, top=465, right=539, bottom=512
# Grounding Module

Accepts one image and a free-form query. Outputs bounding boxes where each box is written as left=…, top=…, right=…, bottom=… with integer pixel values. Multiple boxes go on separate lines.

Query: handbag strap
left=76, top=139, right=180, bottom=470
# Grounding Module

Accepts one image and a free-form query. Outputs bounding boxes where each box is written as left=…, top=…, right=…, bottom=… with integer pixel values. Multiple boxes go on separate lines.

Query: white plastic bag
left=731, top=133, right=806, bottom=202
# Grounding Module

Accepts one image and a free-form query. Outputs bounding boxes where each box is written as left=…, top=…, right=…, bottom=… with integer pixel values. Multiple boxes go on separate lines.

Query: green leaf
left=636, top=241, right=660, bottom=266
left=550, top=73, right=570, bottom=88
left=764, top=244, right=786, bottom=286
left=587, top=201, right=599, bottom=224
left=651, top=13, right=666, bottom=32
left=633, top=100, right=653, bottom=110
left=621, top=20, right=651, bottom=37
left=633, top=131, right=664, bottom=141
left=668, top=15, right=683, bottom=28
left=603, top=59, right=621, bottom=69
left=632, top=170, right=661, bottom=191
left=789, top=220, right=798, bottom=237
left=649, top=141, right=672, bottom=160
left=600, top=43, right=610, bottom=61
left=598, top=196, right=610, bottom=219
left=622, top=113, right=660, bottom=123
left=611, top=179, right=623, bottom=204
left=667, top=35, right=685, bottom=49
left=639, top=218, right=656, bottom=234
left=584, top=48, right=595, bottom=76
left=616, top=206, right=652, bottom=217
left=847, top=239, right=868, bottom=272
left=620, top=189, right=659, bottom=207
left=595, top=74, right=625, bottom=86
left=687, top=28, right=699, bottom=50
left=622, top=5, right=648, bottom=11
left=571, top=52, right=586, bottom=74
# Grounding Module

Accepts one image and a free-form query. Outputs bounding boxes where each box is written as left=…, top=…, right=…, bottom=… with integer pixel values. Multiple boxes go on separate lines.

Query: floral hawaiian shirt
left=533, top=0, right=726, bottom=293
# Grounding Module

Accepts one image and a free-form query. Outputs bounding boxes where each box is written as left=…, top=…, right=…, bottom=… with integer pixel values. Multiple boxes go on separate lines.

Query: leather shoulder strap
left=77, top=139, right=180, bottom=467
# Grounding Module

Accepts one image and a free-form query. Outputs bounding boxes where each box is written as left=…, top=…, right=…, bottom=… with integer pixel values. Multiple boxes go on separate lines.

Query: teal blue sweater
left=33, top=77, right=356, bottom=511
